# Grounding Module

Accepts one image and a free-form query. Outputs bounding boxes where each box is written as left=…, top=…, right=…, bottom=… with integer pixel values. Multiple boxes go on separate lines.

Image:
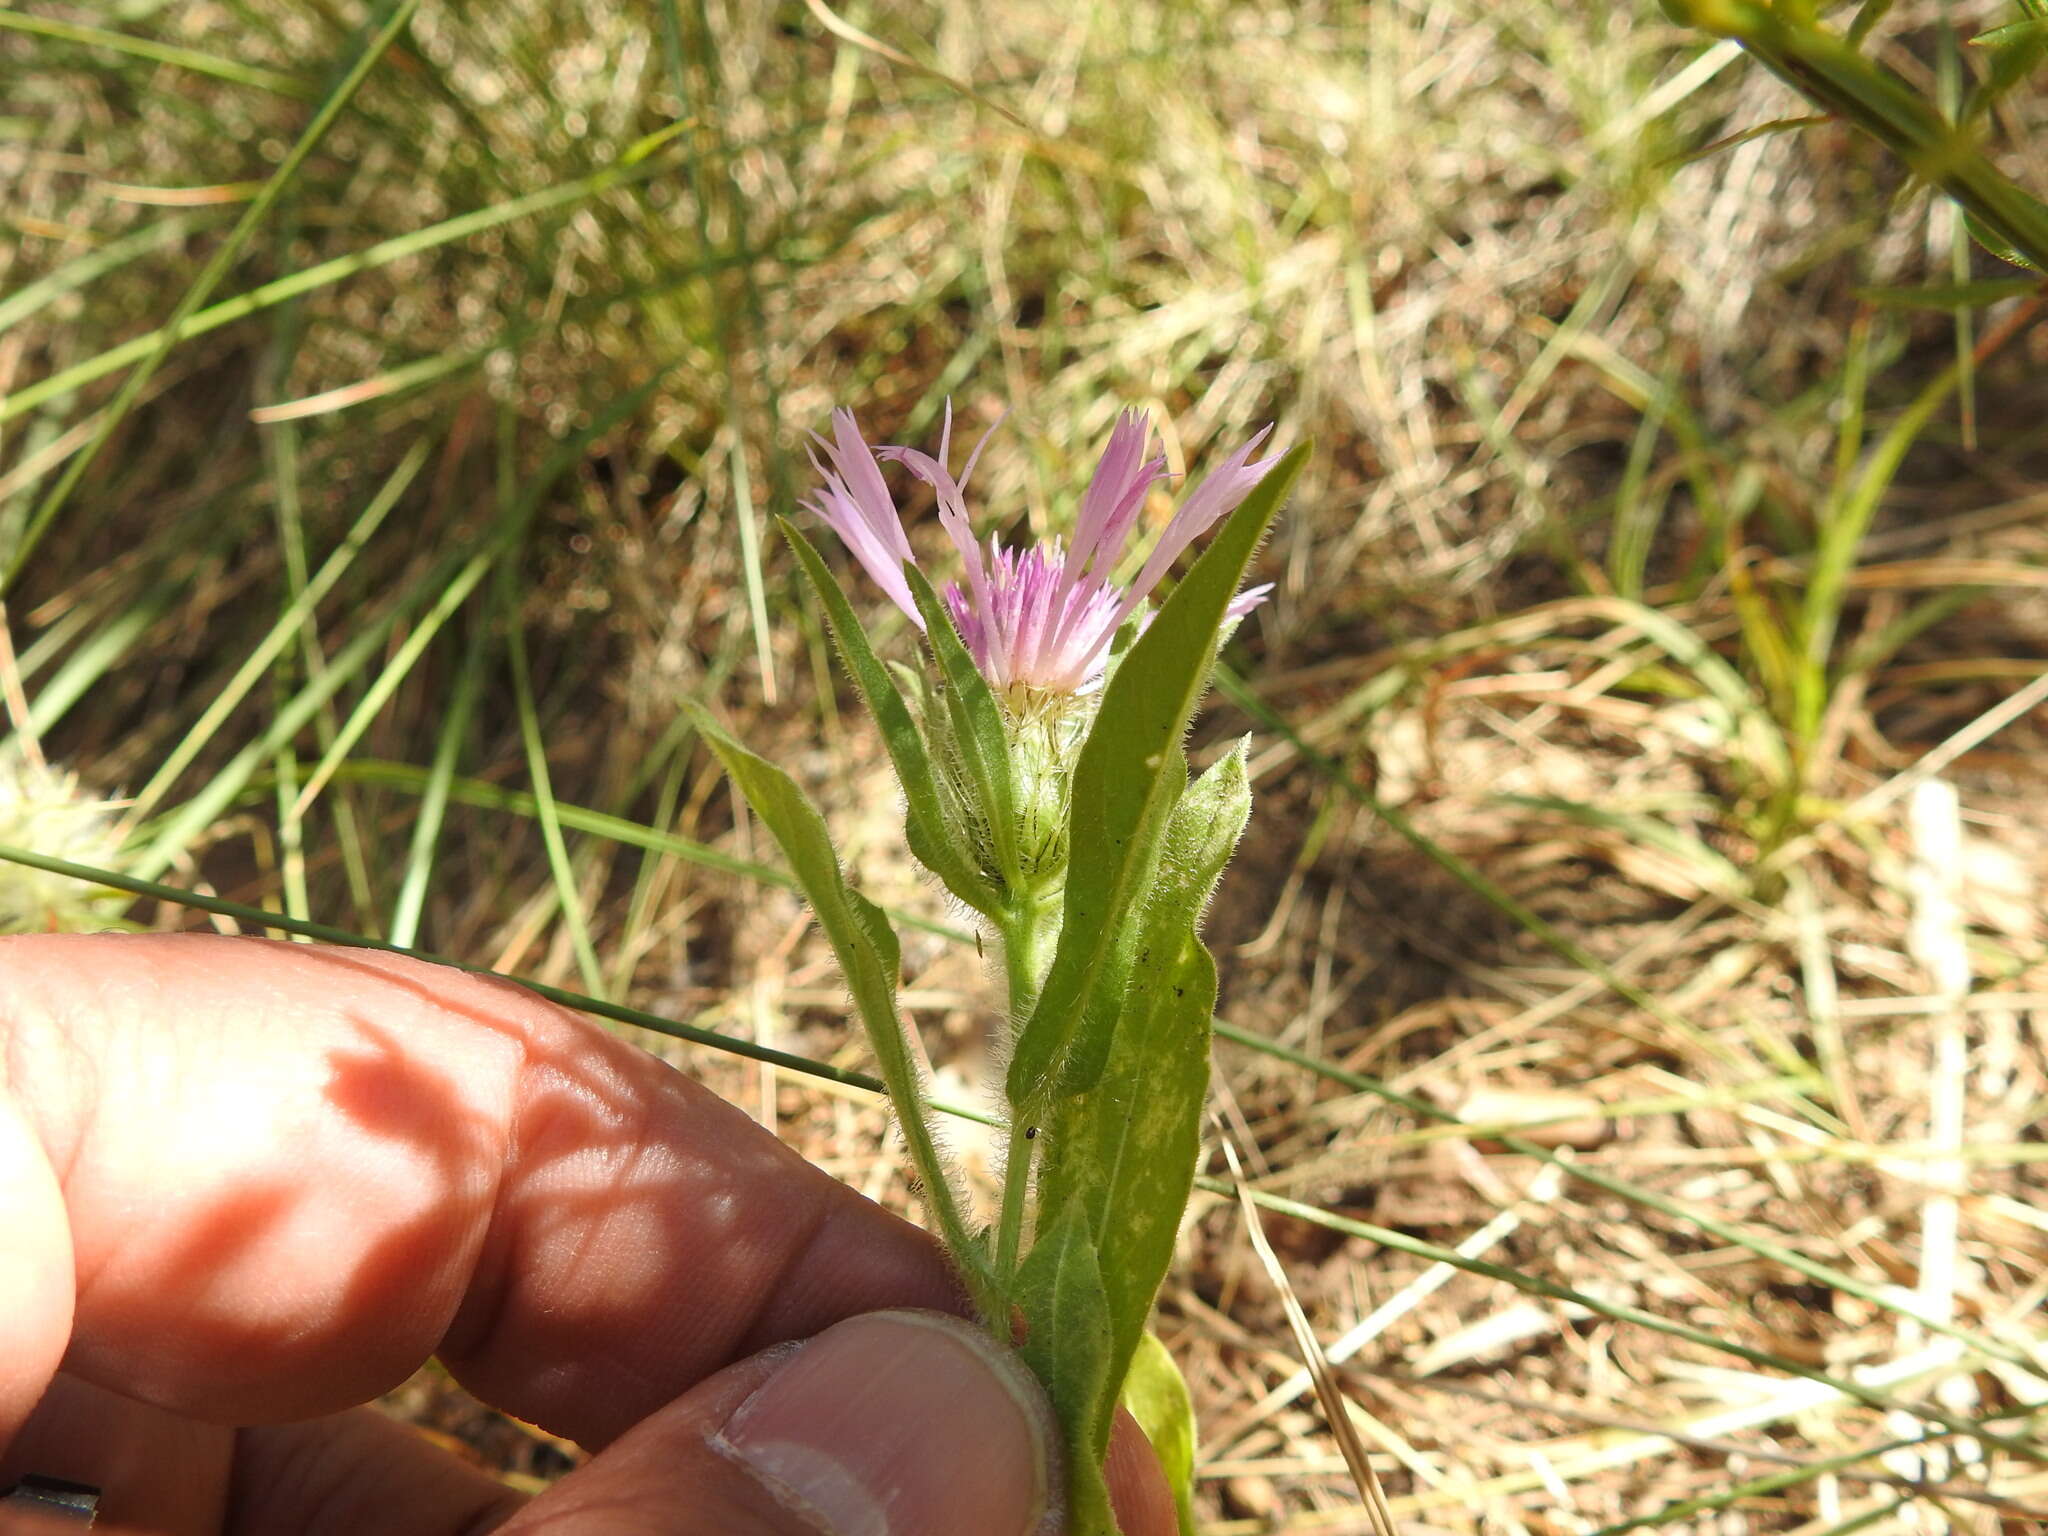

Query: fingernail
left=714, top=1309, right=1053, bottom=1536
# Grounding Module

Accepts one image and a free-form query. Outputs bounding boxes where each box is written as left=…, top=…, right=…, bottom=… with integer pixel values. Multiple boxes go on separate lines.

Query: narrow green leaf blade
left=1964, top=206, right=2045, bottom=271
left=1009, top=442, right=1306, bottom=1108
left=1852, top=276, right=2042, bottom=310
left=1121, top=1333, right=1199, bottom=1536
left=685, top=704, right=995, bottom=1315
left=687, top=706, right=905, bottom=1047
left=1015, top=1205, right=1116, bottom=1536
left=780, top=517, right=999, bottom=914
left=1972, top=19, right=2048, bottom=47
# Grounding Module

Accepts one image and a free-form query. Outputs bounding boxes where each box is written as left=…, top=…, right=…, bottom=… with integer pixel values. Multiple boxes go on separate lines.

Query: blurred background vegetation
left=4, top=0, right=2047, bottom=1529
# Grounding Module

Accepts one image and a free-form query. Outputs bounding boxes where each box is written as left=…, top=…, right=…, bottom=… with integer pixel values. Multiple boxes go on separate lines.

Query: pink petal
left=1226, top=581, right=1274, bottom=621
left=804, top=413, right=922, bottom=626
left=1065, top=410, right=1154, bottom=584
left=1112, top=426, right=1278, bottom=630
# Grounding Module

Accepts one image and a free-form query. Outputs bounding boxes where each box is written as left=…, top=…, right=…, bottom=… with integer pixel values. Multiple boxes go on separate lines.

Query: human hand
left=0, top=934, right=1175, bottom=1535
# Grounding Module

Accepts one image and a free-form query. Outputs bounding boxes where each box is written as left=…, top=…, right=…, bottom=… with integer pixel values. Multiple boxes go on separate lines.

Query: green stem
left=992, top=892, right=1056, bottom=1291
left=1002, top=894, right=1053, bottom=1021
left=1671, top=0, right=2048, bottom=272
left=992, top=1118, right=1036, bottom=1300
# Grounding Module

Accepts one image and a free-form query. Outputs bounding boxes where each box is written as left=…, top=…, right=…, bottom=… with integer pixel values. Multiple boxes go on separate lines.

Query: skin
left=0, top=933, right=1175, bottom=1536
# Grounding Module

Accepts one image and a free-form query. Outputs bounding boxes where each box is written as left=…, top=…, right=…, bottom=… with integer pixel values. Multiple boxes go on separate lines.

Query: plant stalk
left=992, top=891, right=1057, bottom=1292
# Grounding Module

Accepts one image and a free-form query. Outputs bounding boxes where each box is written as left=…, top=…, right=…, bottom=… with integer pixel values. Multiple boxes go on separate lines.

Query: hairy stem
left=992, top=891, right=1057, bottom=1290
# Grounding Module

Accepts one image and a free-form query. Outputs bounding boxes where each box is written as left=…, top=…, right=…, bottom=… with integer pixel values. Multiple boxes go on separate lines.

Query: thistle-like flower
left=803, top=406, right=1278, bottom=702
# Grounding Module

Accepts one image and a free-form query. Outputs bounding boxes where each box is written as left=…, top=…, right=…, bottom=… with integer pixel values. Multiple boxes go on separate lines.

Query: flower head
left=803, top=405, right=1278, bottom=699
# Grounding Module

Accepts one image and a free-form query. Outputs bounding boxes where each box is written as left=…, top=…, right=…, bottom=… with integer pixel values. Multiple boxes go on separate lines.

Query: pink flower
left=803, top=406, right=1278, bottom=697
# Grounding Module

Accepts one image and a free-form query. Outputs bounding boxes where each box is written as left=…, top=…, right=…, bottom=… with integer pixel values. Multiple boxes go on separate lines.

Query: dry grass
left=5, top=0, right=2048, bottom=1530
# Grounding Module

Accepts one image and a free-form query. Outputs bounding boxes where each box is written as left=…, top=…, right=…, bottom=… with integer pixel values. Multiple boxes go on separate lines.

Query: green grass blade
left=126, top=574, right=439, bottom=883
left=1209, top=1182, right=2045, bottom=1461
left=3, top=0, right=424, bottom=591
left=0, top=214, right=216, bottom=337
left=20, top=579, right=186, bottom=739
left=116, top=342, right=642, bottom=884
left=607, top=714, right=701, bottom=997
left=0, top=11, right=315, bottom=98
left=285, top=549, right=493, bottom=821
left=1801, top=346, right=1967, bottom=684
left=1209, top=1019, right=2047, bottom=1380
left=0, top=158, right=677, bottom=430
left=288, top=374, right=667, bottom=818
left=324, top=759, right=973, bottom=944
left=1214, top=660, right=1767, bottom=1077
left=127, top=437, right=427, bottom=822
left=387, top=619, right=488, bottom=951
left=1583, top=1428, right=1971, bottom=1536
left=507, top=607, right=607, bottom=998
left=1494, top=792, right=1746, bottom=894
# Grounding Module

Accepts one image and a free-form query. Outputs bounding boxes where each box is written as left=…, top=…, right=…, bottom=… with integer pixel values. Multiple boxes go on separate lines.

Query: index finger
left=0, top=933, right=962, bottom=1448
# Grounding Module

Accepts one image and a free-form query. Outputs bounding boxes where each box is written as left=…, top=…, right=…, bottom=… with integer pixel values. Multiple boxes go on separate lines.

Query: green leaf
left=1008, top=442, right=1307, bottom=1109
left=1963, top=207, right=2045, bottom=272
left=1847, top=0, right=1896, bottom=48
left=780, top=517, right=1000, bottom=915
left=685, top=705, right=996, bottom=1316
left=1852, top=276, right=2042, bottom=309
left=1492, top=791, right=1746, bottom=896
left=1015, top=1205, right=1116, bottom=1536
left=1601, top=597, right=1792, bottom=793
left=1034, top=743, right=1247, bottom=1450
left=1965, top=17, right=2048, bottom=123
left=1969, top=18, right=2048, bottom=48
left=1121, top=1333, right=1199, bottom=1536
left=903, top=562, right=1023, bottom=897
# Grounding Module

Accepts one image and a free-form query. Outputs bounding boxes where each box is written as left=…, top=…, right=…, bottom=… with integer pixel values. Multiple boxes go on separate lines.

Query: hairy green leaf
left=1121, top=1333, right=1199, bottom=1536
left=1034, top=743, right=1248, bottom=1449
left=1015, top=1205, right=1116, bottom=1536
left=1008, top=443, right=1306, bottom=1109
left=686, top=705, right=995, bottom=1314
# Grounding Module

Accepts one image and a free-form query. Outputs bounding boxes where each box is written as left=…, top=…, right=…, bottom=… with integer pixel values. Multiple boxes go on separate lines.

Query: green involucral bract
left=780, top=516, right=1003, bottom=917
left=904, top=563, right=1027, bottom=899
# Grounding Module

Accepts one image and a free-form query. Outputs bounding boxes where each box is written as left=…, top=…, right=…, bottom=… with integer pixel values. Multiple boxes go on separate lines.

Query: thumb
left=499, top=1309, right=1059, bottom=1536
